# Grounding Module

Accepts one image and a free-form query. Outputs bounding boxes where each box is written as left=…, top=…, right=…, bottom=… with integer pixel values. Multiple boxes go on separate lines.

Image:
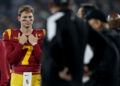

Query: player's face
left=18, top=11, right=34, bottom=28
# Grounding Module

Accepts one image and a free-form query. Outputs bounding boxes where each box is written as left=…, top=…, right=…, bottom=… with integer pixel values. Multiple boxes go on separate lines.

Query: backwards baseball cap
left=80, top=3, right=97, bottom=10
left=86, top=9, right=107, bottom=23
left=51, top=0, right=70, bottom=7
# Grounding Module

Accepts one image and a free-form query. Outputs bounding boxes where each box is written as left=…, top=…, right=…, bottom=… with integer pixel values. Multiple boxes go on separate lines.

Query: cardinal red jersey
left=3, top=29, right=45, bottom=74
left=0, top=39, right=9, bottom=86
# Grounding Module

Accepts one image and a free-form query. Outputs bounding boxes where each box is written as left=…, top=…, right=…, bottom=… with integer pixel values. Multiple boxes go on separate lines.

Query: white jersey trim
left=47, top=12, right=64, bottom=41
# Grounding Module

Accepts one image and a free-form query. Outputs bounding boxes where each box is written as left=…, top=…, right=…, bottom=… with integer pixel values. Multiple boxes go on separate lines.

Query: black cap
left=79, top=3, right=97, bottom=18
left=51, top=0, right=70, bottom=7
left=86, top=10, right=107, bottom=23
left=80, top=3, right=97, bottom=10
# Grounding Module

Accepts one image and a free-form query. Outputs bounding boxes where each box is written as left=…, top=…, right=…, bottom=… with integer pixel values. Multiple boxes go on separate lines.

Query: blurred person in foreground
left=77, top=2, right=97, bottom=73
left=41, top=0, right=118, bottom=86
left=0, top=39, right=9, bottom=86
left=77, top=4, right=97, bottom=66
left=83, top=10, right=119, bottom=86
left=3, top=5, right=45, bottom=86
left=42, top=0, right=88, bottom=86
left=77, top=3, right=97, bottom=83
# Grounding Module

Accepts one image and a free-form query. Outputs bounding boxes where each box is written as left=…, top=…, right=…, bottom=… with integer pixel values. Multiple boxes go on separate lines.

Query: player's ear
left=32, top=16, right=34, bottom=21
left=18, top=16, right=21, bottom=22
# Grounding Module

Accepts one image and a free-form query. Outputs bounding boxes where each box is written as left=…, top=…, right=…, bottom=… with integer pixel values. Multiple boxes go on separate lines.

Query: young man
left=3, top=5, right=45, bottom=86
left=0, top=39, right=9, bottom=86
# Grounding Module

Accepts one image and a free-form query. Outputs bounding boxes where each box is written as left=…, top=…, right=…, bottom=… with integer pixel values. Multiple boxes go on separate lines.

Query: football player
left=3, top=5, right=45, bottom=86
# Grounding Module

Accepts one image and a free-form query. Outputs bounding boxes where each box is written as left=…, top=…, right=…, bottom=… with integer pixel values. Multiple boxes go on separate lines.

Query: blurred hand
left=28, top=34, right=38, bottom=46
left=84, top=66, right=92, bottom=77
left=59, top=67, right=72, bottom=81
left=18, top=33, right=27, bottom=45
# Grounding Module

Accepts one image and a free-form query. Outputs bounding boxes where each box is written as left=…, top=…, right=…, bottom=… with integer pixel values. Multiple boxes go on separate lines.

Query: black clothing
left=102, top=28, right=120, bottom=85
left=42, top=9, right=86, bottom=86
left=42, top=9, right=119, bottom=86
left=52, top=0, right=70, bottom=7
left=102, top=28, right=120, bottom=53
left=86, top=28, right=119, bottom=86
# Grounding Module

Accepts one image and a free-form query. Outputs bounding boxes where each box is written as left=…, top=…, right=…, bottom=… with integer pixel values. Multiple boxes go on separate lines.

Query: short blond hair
left=18, top=5, right=34, bottom=16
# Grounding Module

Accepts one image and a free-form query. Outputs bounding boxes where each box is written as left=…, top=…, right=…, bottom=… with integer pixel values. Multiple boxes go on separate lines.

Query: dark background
left=0, top=0, right=119, bottom=38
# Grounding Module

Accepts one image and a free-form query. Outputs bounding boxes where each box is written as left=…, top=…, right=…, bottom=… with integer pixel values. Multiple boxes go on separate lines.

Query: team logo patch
left=26, top=79, right=29, bottom=84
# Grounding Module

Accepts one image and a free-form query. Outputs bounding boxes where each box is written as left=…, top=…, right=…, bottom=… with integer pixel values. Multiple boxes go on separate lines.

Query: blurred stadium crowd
left=0, top=0, right=120, bottom=37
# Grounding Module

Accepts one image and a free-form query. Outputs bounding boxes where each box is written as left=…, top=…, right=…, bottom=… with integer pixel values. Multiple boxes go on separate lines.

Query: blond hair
left=18, top=5, right=34, bottom=16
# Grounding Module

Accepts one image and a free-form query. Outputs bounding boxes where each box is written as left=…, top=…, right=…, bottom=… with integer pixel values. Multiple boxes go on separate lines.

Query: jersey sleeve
left=0, top=40, right=9, bottom=86
left=33, top=29, right=45, bottom=63
left=3, top=29, right=23, bottom=65
left=3, top=29, right=11, bottom=41
left=33, top=44, right=42, bottom=63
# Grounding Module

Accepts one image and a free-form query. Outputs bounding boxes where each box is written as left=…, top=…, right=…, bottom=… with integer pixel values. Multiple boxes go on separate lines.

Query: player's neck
left=20, top=26, right=33, bottom=35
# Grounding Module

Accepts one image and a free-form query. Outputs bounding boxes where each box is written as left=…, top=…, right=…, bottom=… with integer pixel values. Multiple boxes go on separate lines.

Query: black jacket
left=42, top=9, right=87, bottom=86
left=42, top=9, right=119, bottom=86
left=86, top=28, right=119, bottom=86
left=102, top=28, right=120, bottom=85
